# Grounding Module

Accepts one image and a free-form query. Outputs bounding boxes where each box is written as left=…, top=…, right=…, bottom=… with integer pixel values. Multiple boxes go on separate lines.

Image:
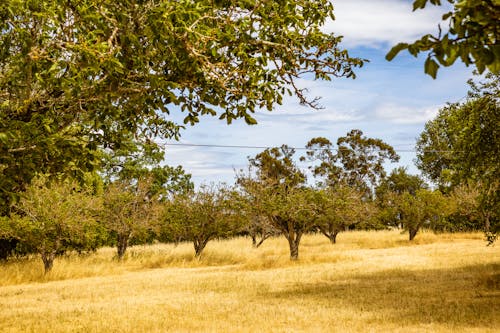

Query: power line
left=160, top=142, right=457, bottom=153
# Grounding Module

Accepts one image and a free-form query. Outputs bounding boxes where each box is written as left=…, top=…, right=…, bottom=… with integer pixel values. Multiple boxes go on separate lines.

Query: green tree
left=315, top=185, right=373, bottom=244
left=0, top=0, right=363, bottom=211
left=100, top=178, right=160, bottom=260
left=161, top=184, right=243, bottom=258
left=398, top=189, right=453, bottom=240
left=0, top=176, right=103, bottom=272
left=386, top=0, right=500, bottom=77
left=303, top=130, right=400, bottom=196
left=416, top=73, right=499, bottom=232
left=238, top=146, right=316, bottom=260
left=375, top=167, right=428, bottom=229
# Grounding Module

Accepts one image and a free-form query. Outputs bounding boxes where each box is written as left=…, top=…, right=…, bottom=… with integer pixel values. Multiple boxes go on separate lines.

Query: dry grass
left=0, top=230, right=499, bottom=332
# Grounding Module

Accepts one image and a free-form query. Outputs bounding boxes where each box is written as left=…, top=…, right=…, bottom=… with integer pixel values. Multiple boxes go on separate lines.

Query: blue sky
left=161, top=0, right=474, bottom=186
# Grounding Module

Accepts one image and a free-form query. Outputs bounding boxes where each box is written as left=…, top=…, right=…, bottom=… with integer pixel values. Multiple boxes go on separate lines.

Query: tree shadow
left=260, top=262, right=500, bottom=329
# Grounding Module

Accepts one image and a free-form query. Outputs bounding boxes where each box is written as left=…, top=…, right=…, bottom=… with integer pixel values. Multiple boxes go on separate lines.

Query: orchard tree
left=0, top=176, right=103, bottom=272
left=161, top=184, right=244, bottom=258
left=303, top=130, right=400, bottom=196
left=397, top=189, right=453, bottom=241
left=376, top=167, right=428, bottom=228
left=386, top=0, right=500, bottom=77
left=0, top=0, right=364, bottom=212
left=416, top=73, right=499, bottom=232
left=315, top=185, right=373, bottom=244
left=100, top=178, right=160, bottom=260
left=238, top=146, right=317, bottom=260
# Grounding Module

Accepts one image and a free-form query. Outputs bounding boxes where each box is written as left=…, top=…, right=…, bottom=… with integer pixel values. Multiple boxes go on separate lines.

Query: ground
left=0, top=231, right=499, bottom=332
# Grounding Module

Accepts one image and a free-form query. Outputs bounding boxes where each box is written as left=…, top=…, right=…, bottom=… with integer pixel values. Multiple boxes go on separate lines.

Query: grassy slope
left=0, top=231, right=499, bottom=332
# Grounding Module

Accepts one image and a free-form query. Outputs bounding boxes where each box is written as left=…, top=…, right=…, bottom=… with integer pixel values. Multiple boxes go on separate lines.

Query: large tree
left=386, top=0, right=500, bottom=77
left=303, top=130, right=400, bottom=196
left=0, top=0, right=363, bottom=211
left=416, top=73, right=499, bottom=232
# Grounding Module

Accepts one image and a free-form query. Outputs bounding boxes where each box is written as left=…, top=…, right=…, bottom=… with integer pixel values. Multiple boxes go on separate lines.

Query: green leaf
left=386, top=43, right=408, bottom=61
left=424, top=57, right=439, bottom=79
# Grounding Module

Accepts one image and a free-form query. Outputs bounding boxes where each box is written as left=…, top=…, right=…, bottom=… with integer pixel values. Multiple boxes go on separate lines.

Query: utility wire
left=160, top=142, right=457, bottom=153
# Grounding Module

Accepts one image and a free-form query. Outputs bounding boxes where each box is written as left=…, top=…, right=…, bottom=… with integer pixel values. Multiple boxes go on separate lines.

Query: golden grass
left=0, top=230, right=499, bottom=332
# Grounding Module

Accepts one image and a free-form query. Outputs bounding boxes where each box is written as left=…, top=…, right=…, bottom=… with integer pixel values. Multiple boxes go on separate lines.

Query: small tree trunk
left=41, top=252, right=55, bottom=273
left=116, top=233, right=129, bottom=260
left=409, top=228, right=418, bottom=241
left=194, top=237, right=210, bottom=258
left=251, top=234, right=257, bottom=248
left=329, top=231, right=339, bottom=244
left=289, top=240, right=299, bottom=260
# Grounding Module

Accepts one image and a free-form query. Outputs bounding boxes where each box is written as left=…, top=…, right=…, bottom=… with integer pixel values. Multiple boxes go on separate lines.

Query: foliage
left=0, top=0, right=363, bottom=211
left=314, top=185, right=375, bottom=244
left=101, top=138, right=193, bottom=198
left=397, top=189, right=453, bottom=240
left=376, top=167, right=428, bottom=228
left=386, top=0, right=500, bottom=77
left=100, top=178, right=161, bottom=259
left=161, top=184, right=244, bottom=257
left=416, top=73, right=499, bottom=232
left=0, top=176, right=104, bottom=272
left=303, top=130, right=399, bottom=196
left=239, top=147, right=315, bottom=260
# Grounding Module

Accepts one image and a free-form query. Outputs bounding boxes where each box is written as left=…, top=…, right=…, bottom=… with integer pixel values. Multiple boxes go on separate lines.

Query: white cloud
left=374, top=102, right=441, bottom=124
left=326, top=0, right=449, bottom=48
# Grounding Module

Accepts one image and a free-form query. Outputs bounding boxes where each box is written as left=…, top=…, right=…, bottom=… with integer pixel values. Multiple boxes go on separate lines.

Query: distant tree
left=315, top=185, right=373, bottom=244
left=386, top=0, right=500, bottom=77
left=303, top=130, right=400, bottom=197
left=238, top=146, right=316, bottom=260
left=416, top=73, right=499, bottom=232
left=0, top=176, right=103, bottom=272
left=376, top=167, right=428, bottom=228
left=100, top=178, right=160, bottom=260
left=161, top=184, right=244, bottom=258
left=397, top=189, right=453, bottom=240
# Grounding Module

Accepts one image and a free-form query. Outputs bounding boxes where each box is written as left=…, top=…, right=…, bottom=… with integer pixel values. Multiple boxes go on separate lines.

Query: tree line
left=1, top=121, right=494, bottom=272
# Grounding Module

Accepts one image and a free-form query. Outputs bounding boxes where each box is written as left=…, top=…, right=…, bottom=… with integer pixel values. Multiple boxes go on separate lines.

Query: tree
left=386, top=0, right=500, bottom=77
left=315, top=185, right=373, bottom=244
left=100, top=178, right=160, bottom=260
left=161, top=184, right=243, bottom=258
left=416, top=73, right=499, bottom=232
left=0, top=0, right=364, bottom=211
left=0, top=176, right=103, bottom=272
left=101, top=138, right=194, bottom=198
left=375, top=167, right=428, bottom=228
left=397, top=189, right=453, bottom=240
left=238, top=146, right=316, bottom=260
left=303, top=130, right=400, bottom=197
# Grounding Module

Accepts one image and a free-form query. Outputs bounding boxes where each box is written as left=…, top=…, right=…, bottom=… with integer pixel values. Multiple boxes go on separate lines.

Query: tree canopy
left=386, top=0, right=500, bottom=77
left=0, top=0, right=364, bottom=211
left=416, top=73, right=499, bottom=232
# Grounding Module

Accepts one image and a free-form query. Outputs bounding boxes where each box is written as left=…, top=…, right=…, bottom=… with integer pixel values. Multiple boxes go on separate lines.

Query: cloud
left=325, top=0, right=449, bottom=48
left=374, top=102, right=441, bottom=124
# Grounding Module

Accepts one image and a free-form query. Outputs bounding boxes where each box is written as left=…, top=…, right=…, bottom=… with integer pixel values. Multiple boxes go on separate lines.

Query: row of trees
left=0, top=126, right=488, bottom=272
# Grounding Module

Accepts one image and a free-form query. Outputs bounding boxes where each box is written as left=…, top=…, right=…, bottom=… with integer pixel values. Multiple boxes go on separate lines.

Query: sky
left=160, top=0, right=475, bottom=187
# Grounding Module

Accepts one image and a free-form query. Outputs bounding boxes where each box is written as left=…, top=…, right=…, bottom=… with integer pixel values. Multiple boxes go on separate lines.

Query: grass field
left=0, top=230, right=499, bottom=332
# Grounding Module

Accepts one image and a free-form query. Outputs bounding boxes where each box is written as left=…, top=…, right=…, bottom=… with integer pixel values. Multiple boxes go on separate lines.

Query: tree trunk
left=116, top=233, right=130, bottom=260
left=251, top=234, right=257, bottom=247
left=409, top=227, right=418, bottom=241
left=329, top=231, right=339, bottom=244
left=194, top=237, right=210, bottom=258
left=288, top=239, right=299, bottom=260
left=41, top=252, right=55, bottom=273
